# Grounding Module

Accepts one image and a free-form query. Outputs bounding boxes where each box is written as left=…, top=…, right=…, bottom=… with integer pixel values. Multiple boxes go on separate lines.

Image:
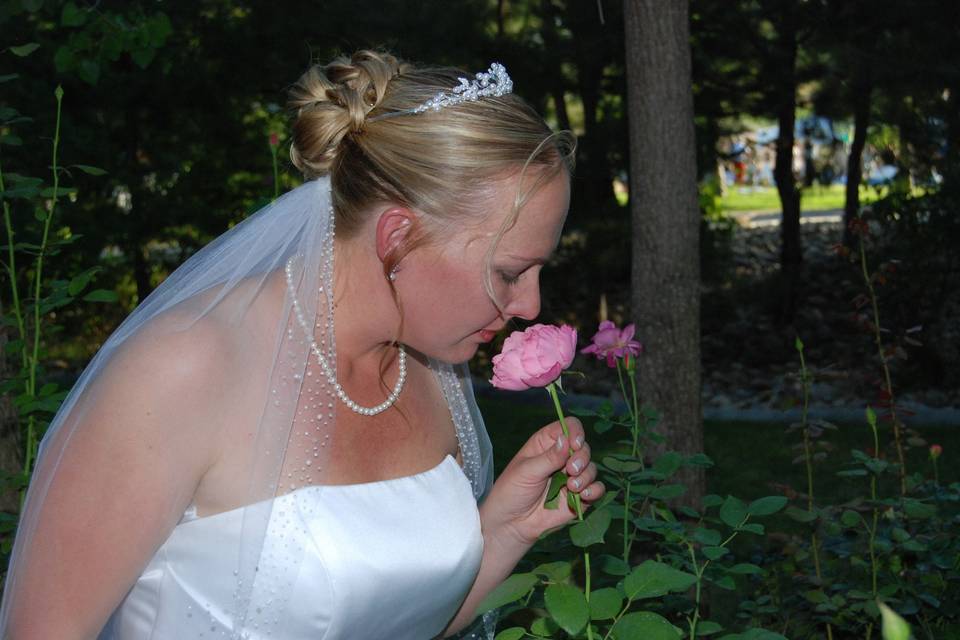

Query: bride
left=0, top=50, right=604, bottom=639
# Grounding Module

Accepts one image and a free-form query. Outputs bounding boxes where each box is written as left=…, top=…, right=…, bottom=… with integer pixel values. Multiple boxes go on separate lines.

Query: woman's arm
left=442, top=417, right=604, bottom=637
left=6, top=320, right=233, bottom=639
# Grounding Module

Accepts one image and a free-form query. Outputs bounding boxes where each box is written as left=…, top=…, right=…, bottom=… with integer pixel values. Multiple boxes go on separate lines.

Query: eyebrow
left=504, top=253, right=549, bottom=265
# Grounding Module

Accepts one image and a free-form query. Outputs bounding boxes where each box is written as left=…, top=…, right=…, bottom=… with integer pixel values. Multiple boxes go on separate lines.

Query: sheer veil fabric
left=0, top=176, right=497, bottom=639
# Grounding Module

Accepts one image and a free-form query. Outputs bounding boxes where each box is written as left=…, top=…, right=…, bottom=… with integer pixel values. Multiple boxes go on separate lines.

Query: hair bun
left=289, top=50, right=404, bottom=177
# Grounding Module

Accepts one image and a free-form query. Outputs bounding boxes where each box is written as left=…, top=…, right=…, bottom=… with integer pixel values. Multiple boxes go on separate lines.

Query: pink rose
left=580, top=320, right=643, bottom=368
left=930, top=444, right=943, bottom=459
left=491, top=324, right=577, bottom=391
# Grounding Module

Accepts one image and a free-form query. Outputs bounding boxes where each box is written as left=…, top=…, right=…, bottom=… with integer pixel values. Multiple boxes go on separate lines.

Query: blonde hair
left=289, top=49, right=574, bottom=243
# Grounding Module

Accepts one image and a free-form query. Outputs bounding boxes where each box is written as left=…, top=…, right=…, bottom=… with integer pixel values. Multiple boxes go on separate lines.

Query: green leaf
left=589, top=588, right=622, bottom=620
left=54, top=46, right=75, bottom=73
left=747, top=496, right=787, bottom=516
left=73, top=164, right=107, bottom=176
left=22, top=0, right=44, bottom=11
left=652, top=452, right=683, bottom=477
left=841, top=510, right=862, bottom=527
left=902, top=499, right=936, bottom=519
left=61, top=2, right=86, bottom=26
left=878, top=602, right=912, bottom=640
left=703, top=546, right=729, bottom=561
left=0, top=74, right=19, bottom=83
left=624, top=560, right=697, bottom=600
left=697, top=621, right=724, bottom=636
left=10, top=43, right=40, bottom=57
left=685, top=453, right=714, bottom=468
left=597, top=554, right=630, bottom=576
left=543, top=471, right=567, bottom=509
left=785, top=506, right=818, bottom=523
left=727, top=563, right=764, bottom=575
left=83, top=289, right=117, bottom=303
left=740, top=523, right=764, bottom=535
left=650, top=484, right=686, bottom=500
left=533, top=561, right=571, bottom=583
left=494, top=628, right=525, bottom=640
left=693, top=528, right=722, bottom=546
left=475, top=573, right=538, bottom=615
left=570, top=507, right=611, bottom=548
left=719, top=496, right=747, bottom=528
left=612, top=611, right=681, bottom=640
left=131, top=47, right=157, bottom=69
left=544, top=584, right=588, bottom=637
left=702, top=494, right=724, bottom=508
left=594, top=418, right=613, bottom=434
left=40, top=186, right=77, bottom=197
left=529, top=617, right=559, bottom=636
left=712, top=575, right=736, bottom=590
left=727, top=630, right=789, bottom=640
left=837, top=469, right=869, bottom=477
left=78, top=59, right=100, bottom=85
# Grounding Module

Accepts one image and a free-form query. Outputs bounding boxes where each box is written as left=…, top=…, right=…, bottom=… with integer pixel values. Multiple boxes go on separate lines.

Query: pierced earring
left=388, top=266, right=399, bottom=281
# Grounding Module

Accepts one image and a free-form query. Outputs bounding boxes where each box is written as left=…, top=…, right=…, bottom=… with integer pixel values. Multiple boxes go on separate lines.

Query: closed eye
left=499, top=270, right=521, bottom=286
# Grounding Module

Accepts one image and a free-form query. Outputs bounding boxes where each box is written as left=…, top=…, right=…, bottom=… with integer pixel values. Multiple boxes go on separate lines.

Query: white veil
left=0, top=175, right=497, bottom=638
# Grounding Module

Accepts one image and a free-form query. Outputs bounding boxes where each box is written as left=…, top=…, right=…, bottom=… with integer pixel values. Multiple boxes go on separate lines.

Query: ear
left=374, top=206, right=416, bottom=263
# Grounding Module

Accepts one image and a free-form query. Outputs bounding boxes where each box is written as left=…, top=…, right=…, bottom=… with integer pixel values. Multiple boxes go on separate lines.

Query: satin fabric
left=102, top=454, right=483, bottom=639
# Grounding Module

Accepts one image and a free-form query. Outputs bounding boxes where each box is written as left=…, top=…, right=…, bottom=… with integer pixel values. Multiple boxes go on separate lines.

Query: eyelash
left=499, top=270, right=522, bottom=286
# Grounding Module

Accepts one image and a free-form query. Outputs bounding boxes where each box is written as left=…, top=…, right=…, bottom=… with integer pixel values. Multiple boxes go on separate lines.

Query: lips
left=479, top=329, right=498, bottom=342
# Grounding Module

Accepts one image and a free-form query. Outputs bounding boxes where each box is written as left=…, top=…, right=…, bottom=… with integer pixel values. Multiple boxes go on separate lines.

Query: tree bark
left=624, top=0, right=703, bottom=507
left=843, top=72, right=872, bottom=247
left=772, top=6, right=801, bottom=321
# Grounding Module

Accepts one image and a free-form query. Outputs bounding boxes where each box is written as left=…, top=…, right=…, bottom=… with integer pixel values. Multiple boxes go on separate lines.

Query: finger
left=579, top=481, right=605, bottom=502
left=568, top=461, right=597, bottom=492
left=518, top=432, right=572, bottom=482
left=566, top=442, right=591, bottom=477
left=516, top=416, right=583, bottom=459
left=563, top=417, right=585, bottom=450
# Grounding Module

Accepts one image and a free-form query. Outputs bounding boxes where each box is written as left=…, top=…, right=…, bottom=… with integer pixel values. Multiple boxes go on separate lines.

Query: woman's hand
left=480, top=416, right=605, bottom=547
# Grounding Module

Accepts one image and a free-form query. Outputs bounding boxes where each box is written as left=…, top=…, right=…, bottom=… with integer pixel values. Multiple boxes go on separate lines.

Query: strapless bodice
left=102, top=454, right=484, bottom=639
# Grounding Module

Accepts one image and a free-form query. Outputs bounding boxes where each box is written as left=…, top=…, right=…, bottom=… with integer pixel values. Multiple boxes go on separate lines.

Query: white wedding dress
left=101, top=453, right=484, bottom=639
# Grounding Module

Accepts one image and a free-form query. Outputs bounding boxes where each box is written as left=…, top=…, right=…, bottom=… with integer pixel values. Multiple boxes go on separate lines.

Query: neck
left=329, top=236, right=403, bottom=381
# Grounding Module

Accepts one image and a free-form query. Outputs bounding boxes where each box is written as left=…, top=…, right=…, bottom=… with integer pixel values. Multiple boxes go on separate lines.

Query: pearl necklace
left=284, top=255, right=407, bottom=416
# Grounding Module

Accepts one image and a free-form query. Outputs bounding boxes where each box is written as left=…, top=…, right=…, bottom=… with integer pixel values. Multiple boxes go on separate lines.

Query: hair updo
left=288, top=50, right=575, bottom=243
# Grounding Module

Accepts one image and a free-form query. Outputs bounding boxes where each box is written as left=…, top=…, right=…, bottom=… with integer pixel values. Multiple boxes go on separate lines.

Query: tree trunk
left=567, top=1, right=617, bottom=215
left=843, top=74, right=872, bottom=247
left=624, top=0, right=703, bottom=507
left=772, top=7, right=801, bottom=322
left=540, top=0, right=572, bottom=132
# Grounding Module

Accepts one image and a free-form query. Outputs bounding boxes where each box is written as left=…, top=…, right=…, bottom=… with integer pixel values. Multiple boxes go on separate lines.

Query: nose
left=504, top=274, right=541, bottom=321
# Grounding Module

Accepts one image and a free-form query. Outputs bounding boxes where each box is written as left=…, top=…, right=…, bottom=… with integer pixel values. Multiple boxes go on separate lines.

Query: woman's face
left=397, top=169, right=571, bottom=364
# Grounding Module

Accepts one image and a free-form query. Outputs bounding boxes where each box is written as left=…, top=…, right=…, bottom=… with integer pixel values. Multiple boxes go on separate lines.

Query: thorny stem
left=20, top=88, right=65, bottom=506
left=617, top=360, right=644, bottom=564
left=856, top=218, right=907, bottom=495
left=546, top=382, right=593, bottom=640
left=796, top=338, right=833, bottom=640
left=864, top=407, right=882, bottom=640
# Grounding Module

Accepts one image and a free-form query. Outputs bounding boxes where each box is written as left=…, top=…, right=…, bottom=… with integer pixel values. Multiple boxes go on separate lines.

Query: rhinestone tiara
left=368, top=62, right=513, bottom=122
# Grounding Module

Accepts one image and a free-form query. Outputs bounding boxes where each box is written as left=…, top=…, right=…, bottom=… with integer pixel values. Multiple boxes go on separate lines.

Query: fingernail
left=572, top=478, right=582, bottom=489
left=556, top=435, right=565, bottom=451
left=575, top=435, right=584, bottom=448
left=582, top=487, right=591, bottom=498
left=571, top=459, right=583, bottom=473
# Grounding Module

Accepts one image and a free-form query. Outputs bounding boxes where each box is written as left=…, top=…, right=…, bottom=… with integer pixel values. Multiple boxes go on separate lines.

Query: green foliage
left=491, top=361, right=788, bottom=639
left=0, top=43, right=111, bottom=569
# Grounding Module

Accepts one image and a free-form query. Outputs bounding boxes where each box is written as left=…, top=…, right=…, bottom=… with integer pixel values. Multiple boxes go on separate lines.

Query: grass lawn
left=719, top=184, right=889, bottom=214
left=477, top=396, right=959, bottom=504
